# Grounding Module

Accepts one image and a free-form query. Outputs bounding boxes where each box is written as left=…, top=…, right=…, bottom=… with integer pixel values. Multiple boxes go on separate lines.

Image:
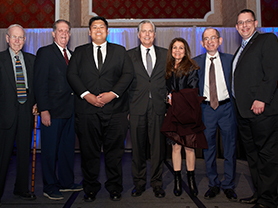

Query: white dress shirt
left=203, top=51, right=229, bottom=101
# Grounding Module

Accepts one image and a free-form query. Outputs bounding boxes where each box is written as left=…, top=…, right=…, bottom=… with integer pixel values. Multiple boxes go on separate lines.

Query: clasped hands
left=84, top=91, right=116, bottom=108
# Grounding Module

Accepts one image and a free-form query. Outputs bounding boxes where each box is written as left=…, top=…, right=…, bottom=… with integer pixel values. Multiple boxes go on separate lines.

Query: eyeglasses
left=203, top=36, right=219, bottom=42
left=237, top=19, right=255, bottom=26
left=7, top=35, right=25, bottom=41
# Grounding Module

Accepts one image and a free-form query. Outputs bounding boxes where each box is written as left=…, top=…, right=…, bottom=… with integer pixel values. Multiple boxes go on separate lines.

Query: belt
left=202, top=98, right=230, bottom=106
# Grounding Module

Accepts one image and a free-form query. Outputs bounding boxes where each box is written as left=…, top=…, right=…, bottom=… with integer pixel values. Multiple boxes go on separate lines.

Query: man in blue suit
left=194, top=28, right=237, bottom=201
left=34, top=19, right=82, bottom=200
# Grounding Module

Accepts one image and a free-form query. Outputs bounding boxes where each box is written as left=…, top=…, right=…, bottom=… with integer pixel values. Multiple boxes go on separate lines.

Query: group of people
left=0, top=8, right=277, bottom=208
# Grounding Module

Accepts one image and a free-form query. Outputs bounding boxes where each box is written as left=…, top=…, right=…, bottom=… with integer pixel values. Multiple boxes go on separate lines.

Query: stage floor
left=1, top=152, right=255, bottom=208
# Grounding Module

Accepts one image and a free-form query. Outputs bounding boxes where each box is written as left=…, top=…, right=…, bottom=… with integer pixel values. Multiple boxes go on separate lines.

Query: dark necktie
left=15, top=56, right=27, bottom=104
left=146, top=48, right=152, bottom=76
left=209, top=57, right=218, bottom=110
left=63, top=48, right=69, bottom=65
left=97, top=46, right=103, bottom=71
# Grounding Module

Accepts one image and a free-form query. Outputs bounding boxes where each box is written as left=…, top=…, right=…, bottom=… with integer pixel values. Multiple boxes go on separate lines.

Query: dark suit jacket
left=0, top=49, right=35, bottom=129
left=232, top=32, right=278, bottom=118
left=34, top=43, right=74, bottom=119
left=194, top=52, right=233, bottom=101
left=128, top=45, right=167, bottom=115
left=67, top=42, right=134, bottom=114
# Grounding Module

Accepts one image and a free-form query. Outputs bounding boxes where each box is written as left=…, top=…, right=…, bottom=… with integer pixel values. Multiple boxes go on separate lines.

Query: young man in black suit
left=0, top=24, right=36, bottom=202
left=34, top=19, right=82, bottom=200
left=232, top=9, right=278, bottom=208
left=128, top=20, right=167, bottom=198
left=67, top=16, right=134, bottom=202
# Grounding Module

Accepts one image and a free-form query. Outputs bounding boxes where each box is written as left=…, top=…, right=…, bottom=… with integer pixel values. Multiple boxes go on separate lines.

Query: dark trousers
left=0, top=103, right=33, bottom=198
left=40, top=114, right=75, bottom=193
left=237, top=113, right=278, bottom=208
left=129, top=98, right=165, bottom=188
left=75, top=111, right=128, bottom=194
left=201, top=102, right=237, bottom=189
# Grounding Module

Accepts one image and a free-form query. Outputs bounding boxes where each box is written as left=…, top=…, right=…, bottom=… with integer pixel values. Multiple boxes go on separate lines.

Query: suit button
left=71, top=93, right=74, bottom=95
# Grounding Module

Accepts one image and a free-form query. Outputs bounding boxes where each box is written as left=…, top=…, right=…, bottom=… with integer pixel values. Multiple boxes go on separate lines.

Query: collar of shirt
left=206, top=51, right=219, bottom=60
left=243, top=31, right=257, bottom=45
left=140, top=44, right=156, bottom=69
left=92, top=41, right=107, bottom=62
left=54, top=41, right=71, bottom=59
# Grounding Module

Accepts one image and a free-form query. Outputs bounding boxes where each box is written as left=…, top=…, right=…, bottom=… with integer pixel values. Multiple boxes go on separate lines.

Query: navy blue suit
left=194, top=52, right=237, bottom=189
left=34, top=43, right=75, bottom=193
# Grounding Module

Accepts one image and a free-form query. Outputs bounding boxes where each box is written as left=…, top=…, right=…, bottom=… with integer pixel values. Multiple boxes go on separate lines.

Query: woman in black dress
left=165, top=38, right=205, bottom=197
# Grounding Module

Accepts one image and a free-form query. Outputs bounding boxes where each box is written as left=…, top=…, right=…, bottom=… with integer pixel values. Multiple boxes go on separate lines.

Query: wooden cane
left=31, top=108, right=38, bottom=194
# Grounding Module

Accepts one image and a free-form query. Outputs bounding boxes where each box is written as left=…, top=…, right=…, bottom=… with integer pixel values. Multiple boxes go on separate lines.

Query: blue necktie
left=15, top=56, right=27, bottom=104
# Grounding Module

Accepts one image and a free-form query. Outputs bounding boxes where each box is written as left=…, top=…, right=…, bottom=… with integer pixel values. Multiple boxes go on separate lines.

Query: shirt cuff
left=81, top=91, right=90, bottom=99
left=111, top=91, right=119, bottom=98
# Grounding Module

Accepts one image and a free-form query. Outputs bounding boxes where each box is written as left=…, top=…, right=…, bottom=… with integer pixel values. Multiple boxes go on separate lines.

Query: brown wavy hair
left=165, top=37, right=199, bottom=79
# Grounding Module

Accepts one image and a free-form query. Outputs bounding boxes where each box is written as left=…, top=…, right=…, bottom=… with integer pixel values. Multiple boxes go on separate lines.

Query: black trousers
left=129, top=99, right=166, bottom=188
left=237, top=113, right=278, bottom=208
left=0, top=103, right=33, bottom=198
left=75, top=111, right=128, bottom=194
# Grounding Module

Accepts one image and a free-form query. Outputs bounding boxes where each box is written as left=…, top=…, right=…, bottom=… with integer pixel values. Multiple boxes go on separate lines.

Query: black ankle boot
left=187, top=171, right=198, bottom=196
left=173, top=171, right=182, bottom=196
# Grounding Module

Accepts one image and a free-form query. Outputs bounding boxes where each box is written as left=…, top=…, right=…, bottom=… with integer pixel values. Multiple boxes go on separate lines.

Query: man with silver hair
left=0, top=24, right=37, bottom=202
left=128, top=20, right=167, bottom=198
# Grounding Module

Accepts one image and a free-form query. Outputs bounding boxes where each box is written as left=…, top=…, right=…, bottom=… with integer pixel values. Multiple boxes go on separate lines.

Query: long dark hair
left=165, top=37, right=199, bottom=79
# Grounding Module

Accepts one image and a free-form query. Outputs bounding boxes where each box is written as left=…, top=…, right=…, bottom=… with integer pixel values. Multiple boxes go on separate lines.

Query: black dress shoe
left=204, top=186, right=220, bottom=199
left=110, top=191, right=121, bottom=201
left=153, top=186, right=165, bottom=198
left=251, top=203, right=270, bottom=208
left=223, top=189, right=237, bottom=201
left=84, top=192, right=97, bottom=202
left=131, top=186, right=145, bottom=197
left=239, top=195, right=258, bottom=204
left=13, top=191, right=36, bottom=200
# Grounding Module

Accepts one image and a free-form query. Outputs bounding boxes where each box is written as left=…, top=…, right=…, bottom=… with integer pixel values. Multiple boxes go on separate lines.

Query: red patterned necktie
left=63, top=48, right=69, bottom=65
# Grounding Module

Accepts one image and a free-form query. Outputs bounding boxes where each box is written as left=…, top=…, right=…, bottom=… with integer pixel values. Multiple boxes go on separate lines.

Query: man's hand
left=168, top=93, right=172, bottom=105
left=251, top=100, right=265, bottom=115
left=32, top=104, right=39, bottom=115
left=41, top=110, right=51, bottom=127
left=97, top=91, right=117, bottom=104
left=84, top=93, right=105, bottom=107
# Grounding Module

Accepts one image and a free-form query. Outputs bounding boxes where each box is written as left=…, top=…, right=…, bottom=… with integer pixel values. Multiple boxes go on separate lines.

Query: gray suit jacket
left=128, top=45, right=167, bottom=115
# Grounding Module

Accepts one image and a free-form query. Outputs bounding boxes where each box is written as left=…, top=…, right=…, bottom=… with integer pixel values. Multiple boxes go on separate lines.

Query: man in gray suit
left=128, top=20, right=167, bottom=198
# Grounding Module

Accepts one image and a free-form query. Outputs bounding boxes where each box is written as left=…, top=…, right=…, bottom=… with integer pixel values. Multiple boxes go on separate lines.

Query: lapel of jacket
left=22, top=51, right=33, bottom=90
left=135, top=46, right=149, bottom=77
left=219, top=52, right=231, bottom=92
left=151, top=45, right=160, bottom=76
left=85, top=43, right=98, bottom=72
left=198, top=54, right=206, bottom=96
left=236, top=31, right=259, bottom=67
left=51, top=43, right=68, bottom=67
left=100, top=42, right=114, bottom=74
left=3, top=49, right=17, bottom=92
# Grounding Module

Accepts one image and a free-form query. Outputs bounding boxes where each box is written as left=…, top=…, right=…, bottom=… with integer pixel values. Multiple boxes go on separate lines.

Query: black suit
left=128, top=45, right=167, bottom=188
left=232, top=32, right=278, bottom=208
left=0, top=49, right=35, bottom=198
left=34, top=43, right=75, bottom=193
left=67, top=42, right=133, bottom=194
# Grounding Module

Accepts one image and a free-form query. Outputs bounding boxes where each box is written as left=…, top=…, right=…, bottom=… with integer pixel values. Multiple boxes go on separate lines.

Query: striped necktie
left=15, top=55, right=27, bottom=104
